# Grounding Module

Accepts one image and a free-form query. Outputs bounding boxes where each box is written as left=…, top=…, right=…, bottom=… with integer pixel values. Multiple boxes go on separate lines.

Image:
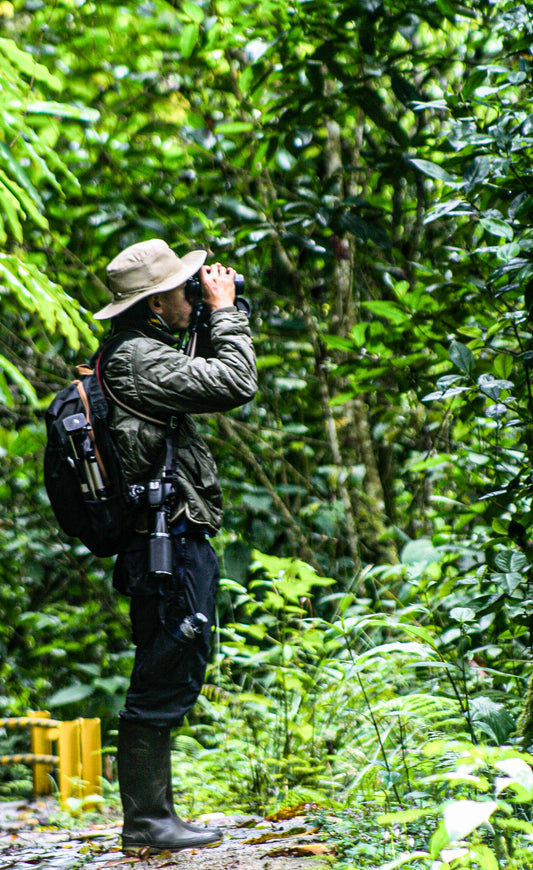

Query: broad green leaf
left=449, top=341, right=474, bottom=374
left=0, top=168, right=48, bottom=228
left=0, top=36, right=61, bottom=89
left=215, top=121, right=255, bottom=135
left=48, top=683, right=94, bottom=706
left=479, top=217, right=514, bottom=240
left=377, top=852, right=431, bottom=870
left=0, top=369, right=13, bottom=407
left=407, top=454, right=453, bottom=472
left=467, top=845, right=498, bottom=870
left=378, top=807, right=437, bottom=825
left=10, top=100, right=100, bottom=122
left=0, top=142, right=43, bottom=208
left=463, top=156, right=491, bottom=192
left=410, top=158, right=460, bottom=186
left=0, top=176, right=23, bottom=239
left=495, top=758, right=533, bottom=799
left=429, top=820, right=450, bottom=860
left=422, top=386, right=470, bottom=402
left=443, top=800, right=498, bottom=842
left=256, top=354, right=284, bottom=369
left=180, top=23, right=199, bottom=58
left=274, top=377, right=307, bottom=391
left=183, top=1, right=204, bottom=23
left=0, top=355, right=39, bottom=407
left=362, top=300, right=410, bottom=324
left=401, top=538, right=442, bottom=565
left=450, top=607, right=475, bottom=622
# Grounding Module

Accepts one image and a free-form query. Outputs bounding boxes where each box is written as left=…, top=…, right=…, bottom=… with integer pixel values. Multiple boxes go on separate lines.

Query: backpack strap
left=95, top=331, right=175, bottom=428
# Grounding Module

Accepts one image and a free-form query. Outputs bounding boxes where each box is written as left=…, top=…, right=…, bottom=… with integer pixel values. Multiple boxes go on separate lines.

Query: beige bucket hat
left=94, top=239, right=208, bottom=320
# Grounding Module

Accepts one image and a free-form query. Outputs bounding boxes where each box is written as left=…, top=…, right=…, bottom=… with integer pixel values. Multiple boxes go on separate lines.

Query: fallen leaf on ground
left=243, top=826, right=308, bottom=845
left=267, top=842, right=334, bottom=857
left=266, top=804, right=315, bottom=821
left=104, top=858, right=141, bottom=867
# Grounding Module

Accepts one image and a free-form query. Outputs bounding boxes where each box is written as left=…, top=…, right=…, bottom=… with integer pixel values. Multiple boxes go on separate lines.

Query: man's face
left=152, top=282, right=192, bottom=332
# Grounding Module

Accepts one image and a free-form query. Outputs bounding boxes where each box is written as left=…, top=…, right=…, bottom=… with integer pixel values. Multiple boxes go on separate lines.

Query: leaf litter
left=0, top=799, right=333, bottom=869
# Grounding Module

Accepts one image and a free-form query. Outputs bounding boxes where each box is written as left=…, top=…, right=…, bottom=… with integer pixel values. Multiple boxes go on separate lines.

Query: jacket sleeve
left=105, top=307, right=258, bottom=416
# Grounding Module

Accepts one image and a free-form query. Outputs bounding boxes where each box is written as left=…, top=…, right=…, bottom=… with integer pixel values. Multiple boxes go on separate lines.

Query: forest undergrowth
left=3, top=2, right=533, bottom=869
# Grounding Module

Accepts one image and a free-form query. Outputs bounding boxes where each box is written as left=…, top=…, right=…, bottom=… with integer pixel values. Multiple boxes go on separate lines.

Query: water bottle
left=175, top=612, right=208, bottom=643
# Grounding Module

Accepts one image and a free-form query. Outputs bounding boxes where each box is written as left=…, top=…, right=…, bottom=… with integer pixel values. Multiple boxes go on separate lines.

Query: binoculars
left=184, top=271, right=250, bottom=358
left=185, top=270, right=245, bottom=306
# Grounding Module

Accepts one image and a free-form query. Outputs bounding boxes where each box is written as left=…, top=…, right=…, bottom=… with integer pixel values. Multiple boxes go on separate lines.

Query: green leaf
left=410, top=158, right=460, bottom=186
left=468, top=845, right=498, bottom=870
left=11, top=100, right=100, bottom=122
left=449, top=341, right=474, bottom=374
left=495, top=758, right=533, bottom=800
left=0, top=168, right=47, bottom=228
left=378, top=807, right=436, bottom=825
left=214, top=121, right=255, bottom=135
left=479, top=217, right=514, bottom=240
left=362, top=300, right=410, bottom=324
left=256, top=354, right=284, bottom=369
left=0, top=37, right=61, bottom=89
left=274, top=377, right=307, bottom=391
left=408, top=455, right=453, bottom=472
left=443, top=799, right=498, bottom=841
left=183, top=1, right=204, bottom=23
left=0, top=142, right=43, bottom=209
left=429, top=820, right=450, bottom=859
left=377, top=853, right=431, bottom=870
left=0, top=355, right=39, bottom=407
left=0, top=369, right=13, bottom=407
left=48, top=683, right=94, bottom=706
left=180, top=23, right=199, bottom=58
left=0, top=179, right=22, bottom=240
left=401, top=538, right=442, bottom=565
left=463, top=156, right=491, bottom=192
left=423, top=386, right=470, bottom=402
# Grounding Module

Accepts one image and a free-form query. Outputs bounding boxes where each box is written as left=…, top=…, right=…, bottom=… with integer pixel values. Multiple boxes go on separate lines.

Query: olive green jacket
left=104, top=307, right=257, bottom=534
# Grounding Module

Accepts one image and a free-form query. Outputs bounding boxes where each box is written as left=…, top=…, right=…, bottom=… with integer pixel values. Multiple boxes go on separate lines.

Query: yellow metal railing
left=0, top=710, right=102, bottom=806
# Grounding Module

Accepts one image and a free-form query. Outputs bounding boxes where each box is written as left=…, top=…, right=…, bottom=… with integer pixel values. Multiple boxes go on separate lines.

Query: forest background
left=2, top=0, right=533, bottom=867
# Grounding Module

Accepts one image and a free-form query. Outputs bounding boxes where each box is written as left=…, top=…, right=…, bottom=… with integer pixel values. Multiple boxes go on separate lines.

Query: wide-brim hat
left=94, top=239, right=208, bottom=320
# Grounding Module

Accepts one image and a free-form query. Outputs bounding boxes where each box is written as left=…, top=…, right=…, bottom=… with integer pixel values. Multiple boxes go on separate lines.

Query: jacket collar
left=108, top=314, right=181, bottom=349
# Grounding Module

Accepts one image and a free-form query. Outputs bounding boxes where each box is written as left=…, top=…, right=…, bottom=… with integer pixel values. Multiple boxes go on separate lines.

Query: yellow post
left=80, top=718, right=102, bottom=803
left=57, top=719, right=82, bottom=806
left=28, top=711, right=53, bottom=796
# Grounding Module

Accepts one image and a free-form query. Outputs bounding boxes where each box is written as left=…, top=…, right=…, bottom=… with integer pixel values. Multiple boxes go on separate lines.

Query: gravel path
left=0, top=799, right=332, bottom=869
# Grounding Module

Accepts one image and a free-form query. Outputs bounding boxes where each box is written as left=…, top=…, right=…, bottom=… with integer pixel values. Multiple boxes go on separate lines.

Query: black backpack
left=44, top=336, right=142, bottom=557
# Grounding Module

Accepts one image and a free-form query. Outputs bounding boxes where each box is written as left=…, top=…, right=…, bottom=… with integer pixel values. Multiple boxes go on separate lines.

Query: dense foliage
left=3, top=0, right=533, bottom=866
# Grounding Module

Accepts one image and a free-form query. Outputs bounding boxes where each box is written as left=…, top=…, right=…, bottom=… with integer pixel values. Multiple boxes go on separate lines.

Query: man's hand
left=200, top=263, right=236, bottom=311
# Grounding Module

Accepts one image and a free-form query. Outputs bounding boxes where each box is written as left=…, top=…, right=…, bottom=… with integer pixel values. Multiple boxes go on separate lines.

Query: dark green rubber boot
left=117, top=718, right=222, bottom=853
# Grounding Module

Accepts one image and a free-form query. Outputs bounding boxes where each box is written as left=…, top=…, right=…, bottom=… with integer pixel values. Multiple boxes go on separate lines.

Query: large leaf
left=443, top=800, right=498, bottom=842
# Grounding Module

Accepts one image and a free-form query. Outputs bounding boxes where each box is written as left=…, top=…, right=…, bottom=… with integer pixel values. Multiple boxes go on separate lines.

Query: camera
left=147, top=467, right=176, bottom=578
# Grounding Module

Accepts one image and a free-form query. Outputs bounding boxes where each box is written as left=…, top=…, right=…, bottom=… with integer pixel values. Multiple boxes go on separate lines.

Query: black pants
left=114, top=533, right=219, bottom=729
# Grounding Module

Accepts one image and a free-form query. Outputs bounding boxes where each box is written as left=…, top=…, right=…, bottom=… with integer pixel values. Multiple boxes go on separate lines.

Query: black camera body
left=147, top=467, right=176, bottom=578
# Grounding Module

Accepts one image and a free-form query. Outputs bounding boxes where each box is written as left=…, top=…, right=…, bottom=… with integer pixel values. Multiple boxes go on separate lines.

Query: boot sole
left=123, top=835, right=223, bottom=855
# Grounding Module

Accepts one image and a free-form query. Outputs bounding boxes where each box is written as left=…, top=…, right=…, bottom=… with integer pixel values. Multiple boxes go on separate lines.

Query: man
left=93, top=238, right=257, bottom=853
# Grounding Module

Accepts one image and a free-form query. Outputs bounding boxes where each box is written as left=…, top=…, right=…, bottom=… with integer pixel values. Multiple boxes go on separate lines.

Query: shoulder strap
left=74, top=377, right=110, bottom=485
left=96, top=330, right=182, bottom=431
